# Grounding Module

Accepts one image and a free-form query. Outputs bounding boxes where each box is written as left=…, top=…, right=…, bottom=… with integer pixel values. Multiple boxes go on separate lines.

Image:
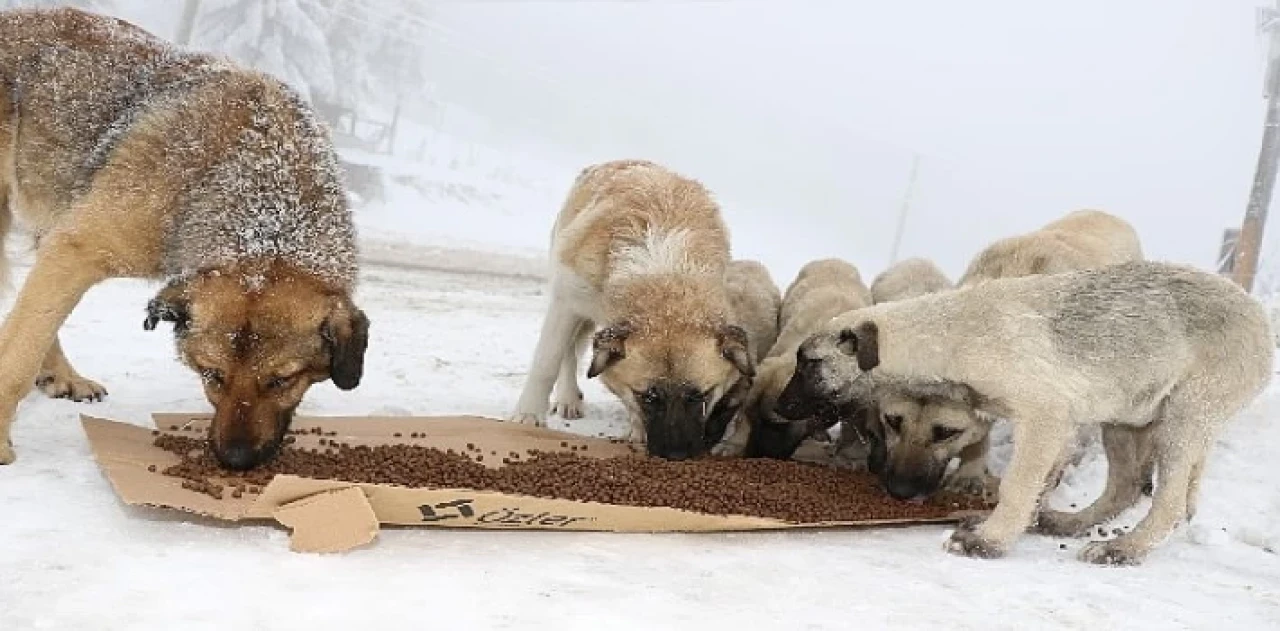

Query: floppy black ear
left=587, top=322, right=632, bottom=379
left=143, top=280, right=191, bottom=335
left=837, top=321, right=880, bottom=372
left=322, top=304, right=370, bottom=390
left=718, top=324, right=755, bottom=378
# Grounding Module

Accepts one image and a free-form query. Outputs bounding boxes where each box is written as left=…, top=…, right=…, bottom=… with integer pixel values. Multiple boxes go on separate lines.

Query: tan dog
left=869, top=257, right=952, bottom=304
left=712, top=258, right=870, bottom=457
left=702, top=259, right=782, bottom=448
left=0, top=8, right=369, bottom=469
left=889, top=210, right=1145, bottom=498
left=510, top=159, right=753, bottom=460
left=957, top=209, right=1142, bottom=286
left=779, top=261, right=1273, bottom=565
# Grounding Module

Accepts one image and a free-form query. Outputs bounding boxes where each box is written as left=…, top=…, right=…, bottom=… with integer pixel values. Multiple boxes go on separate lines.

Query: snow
left=1, top=219, right=1278, bottom=628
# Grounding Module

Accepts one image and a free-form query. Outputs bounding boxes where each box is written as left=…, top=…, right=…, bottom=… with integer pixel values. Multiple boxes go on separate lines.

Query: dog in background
left=779, top=261, right=1272, bottom=565
left=703, top=259, right=781, bottom=450
left=0, top=8, right=369, bottom=469
left=712, top=257, right=870, bottom=458
left=869, top=257, right=952, bottom=304
left=510, top=159, right=753, bottom=461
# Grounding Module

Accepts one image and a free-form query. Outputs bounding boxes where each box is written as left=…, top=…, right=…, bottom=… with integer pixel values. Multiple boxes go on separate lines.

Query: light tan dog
left=889, top=210, right=1145, bottom=498
left=957, top=209, right=1142, bottom=286
left=869, top=257, right=952, bottom=304
left=725, top=260, right=782, bottom=363
left=712, top=258, right=870, bottom=457
left=510, top=159, right=753, bottom=460
left=702, top=259, right=782, bottom=448
left=0, top=8, right=369, bottom=469
left=779, top=261, right=1273, bottom=565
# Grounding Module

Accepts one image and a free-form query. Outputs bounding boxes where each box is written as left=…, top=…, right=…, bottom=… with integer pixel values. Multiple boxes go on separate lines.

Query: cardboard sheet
left=82, top=413, right=982, bottom=553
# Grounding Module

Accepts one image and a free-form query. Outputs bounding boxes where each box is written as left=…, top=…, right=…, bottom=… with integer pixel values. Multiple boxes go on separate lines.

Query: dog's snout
left=215, top=440, right=260, bottom=471
left=883, top=475, right=927, bottom=501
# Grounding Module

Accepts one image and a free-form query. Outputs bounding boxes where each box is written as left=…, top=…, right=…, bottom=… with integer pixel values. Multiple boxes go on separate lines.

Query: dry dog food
left=151, top=427, right=991, bottom=523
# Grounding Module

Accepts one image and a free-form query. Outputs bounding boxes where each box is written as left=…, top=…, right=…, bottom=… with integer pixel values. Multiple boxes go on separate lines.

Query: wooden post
left=1233, top=4, right=1280, bottom=293
left=887, top=154, right=920, bottom=266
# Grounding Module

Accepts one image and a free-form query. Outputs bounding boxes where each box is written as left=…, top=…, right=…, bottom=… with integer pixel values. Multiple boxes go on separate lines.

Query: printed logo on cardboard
left=418, top=499, right=595, bottom=528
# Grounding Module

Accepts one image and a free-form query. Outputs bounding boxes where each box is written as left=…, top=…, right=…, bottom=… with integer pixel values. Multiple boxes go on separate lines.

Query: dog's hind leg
left=0, top=234, right=111, bottom=463
left=511, top=288, right=579, bottom=427
left=1079, top=391, right=1219, bottom=566
left=550, top=318, right=591, bottom=420
left=1035, top=424, right=1146, bottom=537
left=34, top=336, right=107, bottom=402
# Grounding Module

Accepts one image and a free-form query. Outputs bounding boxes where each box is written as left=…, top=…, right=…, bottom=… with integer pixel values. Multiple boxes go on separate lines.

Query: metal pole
left=887, top=153, right=920, bottom=266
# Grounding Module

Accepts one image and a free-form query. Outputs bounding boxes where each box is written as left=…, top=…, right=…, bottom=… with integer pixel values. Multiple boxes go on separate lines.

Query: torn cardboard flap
left=81, top=413, right=979, bottom=554
left=273, top=486, right=379, bottom=554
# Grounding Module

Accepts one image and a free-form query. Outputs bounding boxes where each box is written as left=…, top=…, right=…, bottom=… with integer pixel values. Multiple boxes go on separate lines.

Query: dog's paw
left=550, top=395, right=585, bottom=420
left=35, top=371, right=108, bottom=403
left=944, top=528, right=1007, bottom=559
left=945, top=471, right=1001, bottom=503
left=509, top=412, right=547, bottom=427
left=0, top=440, right=14, bottom=465
left=711, top=438, right=746, bottom=457
left=1079, top=540, right=1147, bottom=566
left=1033, top=510, right=1093, bottom=537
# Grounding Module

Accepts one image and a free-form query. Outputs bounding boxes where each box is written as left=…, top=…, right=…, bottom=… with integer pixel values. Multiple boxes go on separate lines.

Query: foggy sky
left=112, top=0, right=1272, bottom=282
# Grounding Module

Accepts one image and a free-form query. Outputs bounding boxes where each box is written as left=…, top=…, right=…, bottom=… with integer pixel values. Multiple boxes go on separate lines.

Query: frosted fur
left=165, top=83, right=357, bottom=288
left=0, top=7, right=357, bottom=289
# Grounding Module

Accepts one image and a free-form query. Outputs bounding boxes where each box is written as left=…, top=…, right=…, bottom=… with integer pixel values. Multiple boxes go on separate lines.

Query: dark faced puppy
left=591, top=322, right=754, bottom=460
left=145, top=263, right=369, bottom=470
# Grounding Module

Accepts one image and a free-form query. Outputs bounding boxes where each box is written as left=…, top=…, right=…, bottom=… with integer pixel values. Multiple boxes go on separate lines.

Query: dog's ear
left=837, top=321, right=880, bottom=372
left=588, top=322, right=632, bottom=379
left=143, top=280, right=191, bottom=335
left=321, top=297, right=370, bottom=391
left=718, top=324, right=755, bottom=379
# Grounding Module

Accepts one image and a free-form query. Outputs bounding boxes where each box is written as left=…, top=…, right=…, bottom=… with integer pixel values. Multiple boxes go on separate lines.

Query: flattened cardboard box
left=81, top=413, right=981, bottom=554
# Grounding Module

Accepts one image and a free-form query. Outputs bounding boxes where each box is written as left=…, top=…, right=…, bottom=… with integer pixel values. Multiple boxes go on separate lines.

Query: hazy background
left=9, top=0, right=1274, bottom=285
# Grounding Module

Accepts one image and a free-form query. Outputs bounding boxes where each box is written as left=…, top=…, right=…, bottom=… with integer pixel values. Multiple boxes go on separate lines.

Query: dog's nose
left=883, top=476, right=926, bottom=501
left=215, top=441, right=260, bottom=471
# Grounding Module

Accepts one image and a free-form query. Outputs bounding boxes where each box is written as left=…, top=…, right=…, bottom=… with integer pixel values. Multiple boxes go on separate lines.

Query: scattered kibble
left=147, top=432, right=993, bottom=522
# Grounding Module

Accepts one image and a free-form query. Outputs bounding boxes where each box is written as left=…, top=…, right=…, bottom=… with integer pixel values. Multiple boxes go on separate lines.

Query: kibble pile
left=151, top=426, right=991, bottom=523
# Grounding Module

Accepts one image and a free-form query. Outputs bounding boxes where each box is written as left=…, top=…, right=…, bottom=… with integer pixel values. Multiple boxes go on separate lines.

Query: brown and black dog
left=0, top=8, right=369, bottom=469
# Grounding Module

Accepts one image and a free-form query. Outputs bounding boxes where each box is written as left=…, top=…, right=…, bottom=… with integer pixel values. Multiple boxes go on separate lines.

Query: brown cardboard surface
left=274, top=486, right=379, bottom=553
left=82, top=413, right=982, bottom=553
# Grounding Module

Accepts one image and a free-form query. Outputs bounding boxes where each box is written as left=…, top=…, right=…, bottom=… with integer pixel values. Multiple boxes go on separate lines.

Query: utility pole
left=174, top=0, right=201, bottom=46
left=1232, top=1, right=1280, bottom=293
left=887, top=153, right=921, bottom=266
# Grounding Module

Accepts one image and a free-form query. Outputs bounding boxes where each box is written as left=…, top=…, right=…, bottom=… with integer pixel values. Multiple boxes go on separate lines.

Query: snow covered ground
left=1, top=232, right=1279, bottom=629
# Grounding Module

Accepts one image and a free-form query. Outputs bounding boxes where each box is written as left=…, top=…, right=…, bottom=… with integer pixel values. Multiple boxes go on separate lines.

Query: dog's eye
left=200, top=368, right=225, bottom=388
left=932, top=426, right=963, bottom=443
left=265, top=375, right=290, bottom=391
left=883, top=414, right=904, bottom=433
left=684, top=388, right=711, bottom=404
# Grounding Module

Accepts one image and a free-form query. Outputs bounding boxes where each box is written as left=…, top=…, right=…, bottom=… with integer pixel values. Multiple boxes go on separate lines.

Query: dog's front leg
left=35, top=336, right=109, bottom=402
left=945, top=413, right=1073, bottom=559
left=512, top=294, right=579, bottom=427
left=0, top=237, right=110, bottom=463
